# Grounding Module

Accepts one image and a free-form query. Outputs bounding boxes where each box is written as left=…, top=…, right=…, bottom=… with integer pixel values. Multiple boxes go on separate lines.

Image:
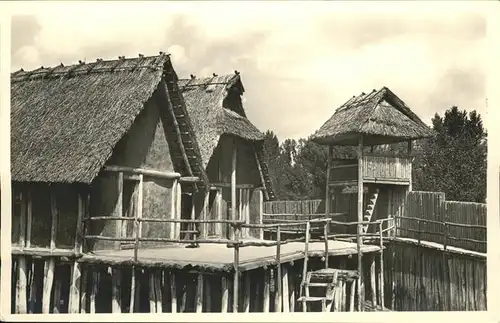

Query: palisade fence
left=263, top=190, right=486, bottom=253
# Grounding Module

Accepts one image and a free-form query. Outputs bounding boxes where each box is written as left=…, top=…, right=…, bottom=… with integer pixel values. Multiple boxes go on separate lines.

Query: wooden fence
left=263, top=190, right=486, bottom=253
left=397, top=191, right=486, bottom=253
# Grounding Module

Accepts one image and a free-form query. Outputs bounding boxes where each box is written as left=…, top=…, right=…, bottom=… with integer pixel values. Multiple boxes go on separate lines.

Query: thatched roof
left=178, top=74, right=275, bottom=200
left=11, top=53, right=205, bottom=185
left=311, top=87, right=434, bottom=146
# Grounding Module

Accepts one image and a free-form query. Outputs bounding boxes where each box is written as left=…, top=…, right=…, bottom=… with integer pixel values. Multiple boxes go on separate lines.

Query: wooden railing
left=394, top=215, right=486, bottom=253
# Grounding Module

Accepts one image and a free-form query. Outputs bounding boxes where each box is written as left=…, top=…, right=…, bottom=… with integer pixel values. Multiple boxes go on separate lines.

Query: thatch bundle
left=11, top=54, right=179, bottom=183
left=311, top=87, right=433, bottom=146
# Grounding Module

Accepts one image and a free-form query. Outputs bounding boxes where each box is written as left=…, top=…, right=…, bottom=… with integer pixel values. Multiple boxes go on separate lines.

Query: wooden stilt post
left=233, top=225, right=240, bottom=312
left=135, top=269, right=142, bottom=313
left=15, top=256, right=27, bottom=314
left=180, top=283, right=187, bottom=313
left=231, top=144, right=237, bottom=240
left=129, top=268, right=136, bottom=313
left=28, top=261, right=37, bottom=313
left=90, top=268, right=99, bottom=313
left=41, top=260, right=55, bottom=313
left=243, top=272, right=250, bottom=313
left=356, top=135, right=365, bottom=311
left=176, top=182, right=182, bottom=240
left=378, top=222, right=385, bottom=309
left=69, top=193, right=85, bottom=313
left=115, top=172, right=124, bottom=250
left=370, top=255, right=376, bottom=309
left=135, top=174, right=143, bottom=260
left=275, top=226, right=282, bottom=312
left=170, top=272, right=177, bottom=313
left=202, top=191, right=209, bottom=239
left=258, top=190, right=264, bottom=240
left=282, top=265, right=289, bottom=312
left=155, top=270, right=162, bottom=313
left=289, top=264, right=295, bottom=312
left=149, top=271, right=156, bottom=313
left=196, top=274, right=204, bottom=313
left=112, top=267, right=121, bottom=313
left=52, top=274, right=62, bottom=314
left=263, top=269, right=270, bottom=313
left=205, top=275, right=212, bottom=312
left=302, top=221, right=311, bottom=312
left=221, top=276, right=229, bottom=313
left=349, top=280, right=355, bottom=312
left=80, top=266, right=88, bottom=313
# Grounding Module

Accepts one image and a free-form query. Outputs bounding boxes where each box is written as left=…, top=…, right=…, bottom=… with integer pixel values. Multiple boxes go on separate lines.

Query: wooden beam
left=170, top=272, right=177, bottom=313
left=137, top=174, right=143, bottom=257
left=196, top=274, right=204, bottom=313
left=202, top=191, right=209, bottom=239
left=179, top=176, right=202, bottom=183
left=349, top=280, right=355, bottom=312
left=211, top=183, right=255, bottom=189
left=275, top=226, right=282, bottom=312
left=357, top=134, right=364, bottom=312
left=231, top=144, right=237, bottom=240
left=112, top=267, right=122, bottom=313
left=233, top=226, right=240, bottom=312
left=42, top=258, right=55, bottom=313
left=221, top=276, right=229, bottom=313
left=114, top=172, right=124, bottom=250
left=104, top=165, right=181, bottom=179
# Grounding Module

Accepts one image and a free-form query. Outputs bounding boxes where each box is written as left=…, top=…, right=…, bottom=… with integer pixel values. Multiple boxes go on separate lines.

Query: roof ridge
left=11, top=52, right=171, bottom=83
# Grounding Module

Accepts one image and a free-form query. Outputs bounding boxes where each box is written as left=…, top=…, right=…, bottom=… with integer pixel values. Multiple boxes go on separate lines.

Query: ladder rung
left=303, top=282, right=333, bottom=287
left=297, top=296, right=332, bottom=302
left=180, top=230, right=199, bottom=234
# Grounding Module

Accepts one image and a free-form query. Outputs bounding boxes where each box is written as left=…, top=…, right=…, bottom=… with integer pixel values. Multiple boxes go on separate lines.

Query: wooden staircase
left=362, top=187, right=380, bottom=233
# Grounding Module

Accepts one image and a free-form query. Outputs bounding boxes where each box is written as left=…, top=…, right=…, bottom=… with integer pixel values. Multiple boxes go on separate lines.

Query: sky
left=8, top=1, right=489, bottom=142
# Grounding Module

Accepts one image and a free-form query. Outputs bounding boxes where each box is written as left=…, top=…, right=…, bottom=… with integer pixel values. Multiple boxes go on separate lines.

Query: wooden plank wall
left=384, top=241, right=486, bottom=311
left=399, top=191, right=486, bottom=253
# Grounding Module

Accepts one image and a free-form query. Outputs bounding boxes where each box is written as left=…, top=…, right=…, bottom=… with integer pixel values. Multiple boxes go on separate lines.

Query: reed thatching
left=311, top=87, right=434, bottom=146
left=11, top=53, right=202, bottom=184
left=178, top=74, right=275, bottom=199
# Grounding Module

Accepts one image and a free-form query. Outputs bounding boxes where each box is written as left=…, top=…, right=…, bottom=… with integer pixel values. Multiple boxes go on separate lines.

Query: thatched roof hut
left=311, top=87, right=434, bottom=146
left=178, top=73, right=275, bottom=200
left=11, top=53, right=207, bottom=186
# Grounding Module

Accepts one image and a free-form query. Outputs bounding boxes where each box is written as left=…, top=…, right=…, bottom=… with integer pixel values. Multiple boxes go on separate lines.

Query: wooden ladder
left=298, top=269, right=359, bottom=312
left=362, top=187, right=380, bottom=234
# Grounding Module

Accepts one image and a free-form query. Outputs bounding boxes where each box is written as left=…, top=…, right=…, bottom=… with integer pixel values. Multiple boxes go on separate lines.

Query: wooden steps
left=362, top=187, right=379, bottom=233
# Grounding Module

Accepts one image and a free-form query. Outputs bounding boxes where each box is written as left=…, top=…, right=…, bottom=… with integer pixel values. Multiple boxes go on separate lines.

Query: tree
left=413, top=106, right=487, bottom=203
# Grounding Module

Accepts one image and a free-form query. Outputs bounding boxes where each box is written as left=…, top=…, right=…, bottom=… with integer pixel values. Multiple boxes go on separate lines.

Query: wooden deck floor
left=81, top=239, right=381, bottom=271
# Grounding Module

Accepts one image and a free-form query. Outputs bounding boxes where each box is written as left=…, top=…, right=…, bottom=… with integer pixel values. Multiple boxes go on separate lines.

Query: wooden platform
left=79, top=239, right=381, bottom=272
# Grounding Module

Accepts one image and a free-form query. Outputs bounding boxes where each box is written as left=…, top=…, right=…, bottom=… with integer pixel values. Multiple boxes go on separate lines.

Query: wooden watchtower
left=310, top=87, right=433, bottom=310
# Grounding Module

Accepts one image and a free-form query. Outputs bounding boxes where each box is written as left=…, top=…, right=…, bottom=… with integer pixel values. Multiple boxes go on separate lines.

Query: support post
left=407, top=140, right=413, bottom=192
left=42, top=258, right=55, bottom=313
left=114, top=172, right=124, bottom=250
left=170, top=272, right=177, bottom=313
left=90, top=268, right=99, bottom=313
left=221, top=276, right=229, bottom=313
left=263, top=269, right=270, bottom=312
left=216, top=189, right=223, bottom=237
left=112, top=267, right=121, bottom=313
left=170, top=179, right=178, bottom=240
left=50, top=188, right=58, bottom=251
left=231, top=144, right=237, bottom=240
left=202, top=191, right=210, bottom=238
left=275, top=225, right=282, bottom=312
left=356, top=134, right=364, bottom=311
left=325, top=144, right=332, bottom=219
left=378, top=222, right=385, bottom=309
left=282, top=265, right=289, bottom=312
left=233, top=225, right=240, bottom=312
left=289, top=265, right=295, bottom=312
left=135, top=174, right=143, bottom=260
left=129, top=268, right=136, bottom=313
left=80, top=267, right=88, bottom=313
left=53, top=275, right=62, bottom=314
left=196, top=274, right=204, bottom=313
left=370, top=255, right=376, bottom=308
left=258, top=190, right=264, bottom=240
left=176, top=182, right=182, bottom=239
left=243, top=272, right=250, bottom=313
left=15, top=256, right=27, bottom=314
left=149, top=271, right=156, bottom=313
left=155, top=271, right=162, bottom=313
left=28, top=261, right=37, bottom=313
